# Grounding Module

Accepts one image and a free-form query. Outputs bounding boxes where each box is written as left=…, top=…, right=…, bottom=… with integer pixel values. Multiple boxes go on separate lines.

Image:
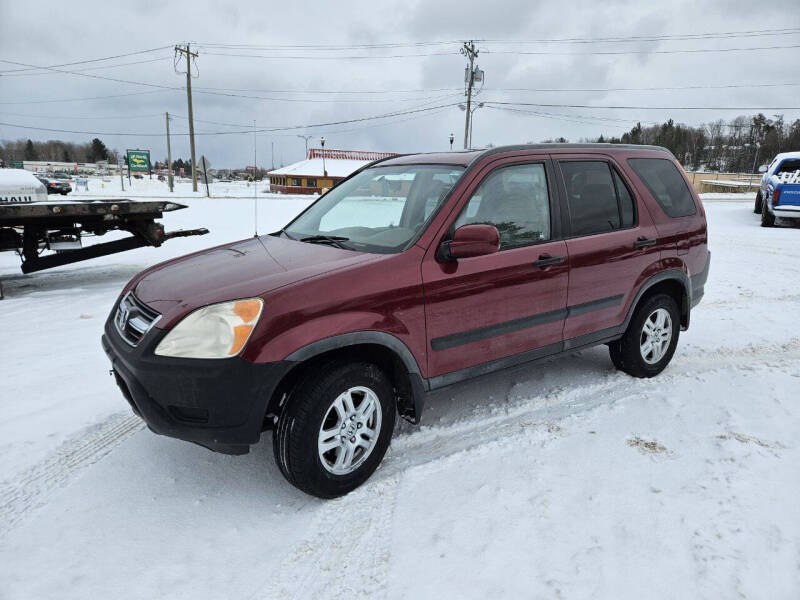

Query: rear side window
left=613, top=171, right=636, bottom=228
left=559, top=161, right=626, bottom=236
left=775, top=159, right=800, bottom=175
left=628, top=158, right=696, bottom=218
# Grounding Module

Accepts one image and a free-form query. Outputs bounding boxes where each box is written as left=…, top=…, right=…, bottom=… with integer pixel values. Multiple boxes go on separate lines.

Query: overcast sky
left=1, top=0, right=799, bottom=168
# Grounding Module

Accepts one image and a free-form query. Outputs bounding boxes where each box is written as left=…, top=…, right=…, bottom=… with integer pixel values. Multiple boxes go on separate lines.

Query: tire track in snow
left=385, top=339, right=800, bottom=470
left=256, top=340, right=800, bottom=599
left=0, top=412, right=143, bottom=538
left=257, top=476, right=401, bottom=600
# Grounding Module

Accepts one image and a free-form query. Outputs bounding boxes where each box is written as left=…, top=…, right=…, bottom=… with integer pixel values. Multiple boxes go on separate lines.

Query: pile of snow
left=0, top=199, right=798, bottom=599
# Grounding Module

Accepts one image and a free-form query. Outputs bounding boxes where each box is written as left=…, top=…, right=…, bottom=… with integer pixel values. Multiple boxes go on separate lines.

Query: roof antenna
left=253, top=119, right=258, bottom=237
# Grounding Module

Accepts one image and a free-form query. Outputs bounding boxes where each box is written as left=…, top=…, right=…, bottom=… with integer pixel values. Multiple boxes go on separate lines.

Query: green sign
left=126, top=150, right=151, bottom=172
left=11, top=161, right=23, bottom=168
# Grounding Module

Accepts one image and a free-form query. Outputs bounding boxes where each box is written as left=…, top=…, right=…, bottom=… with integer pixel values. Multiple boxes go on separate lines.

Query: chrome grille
left=114, top=292, right=161, bottom=346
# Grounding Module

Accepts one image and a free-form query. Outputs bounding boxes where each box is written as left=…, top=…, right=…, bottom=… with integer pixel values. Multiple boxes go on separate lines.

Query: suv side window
left=453, top=163, right=550, bottom=249
left=613, top=170, right=636, bottom=228
left=559, top=161, right=623, bottom=236
left=628, top=158, right=697, bottom=218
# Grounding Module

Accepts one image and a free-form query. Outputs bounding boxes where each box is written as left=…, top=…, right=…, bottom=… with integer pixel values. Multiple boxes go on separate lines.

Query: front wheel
left=754, top=191, right=763, bottom=214
left=273, top=361, right=395, bottom=498
left=609, top=293, right=680, bottom=378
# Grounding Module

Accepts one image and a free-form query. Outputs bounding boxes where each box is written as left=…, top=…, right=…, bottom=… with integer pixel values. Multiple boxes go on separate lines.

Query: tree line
left=0, top=138, right=198, bottom=173
left=592, top=113, right=800, bottom=172
left=1, top=138, right=117, bottom=165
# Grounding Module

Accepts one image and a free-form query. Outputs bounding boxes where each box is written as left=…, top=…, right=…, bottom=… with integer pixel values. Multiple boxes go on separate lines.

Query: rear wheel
left=273, top=361, right=395, bottom=498
left=761, top=201, right=776, bottom=227
left=754, top=191, right=763, bottom=214
left=609, top=293, right=680, bottom=378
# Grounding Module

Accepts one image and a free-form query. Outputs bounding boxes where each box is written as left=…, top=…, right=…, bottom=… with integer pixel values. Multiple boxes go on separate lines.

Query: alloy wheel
left=640, top=308, right=673, bottom=364
left=317, top=386, right=382, bottom=475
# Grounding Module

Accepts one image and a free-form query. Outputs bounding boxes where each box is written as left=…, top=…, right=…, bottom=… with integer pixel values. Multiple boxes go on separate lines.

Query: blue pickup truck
left=754, top=151, right=800, bottom=227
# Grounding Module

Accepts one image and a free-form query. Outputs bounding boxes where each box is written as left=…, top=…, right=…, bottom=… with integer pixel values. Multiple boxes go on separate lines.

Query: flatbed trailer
left=0, top=198, right=208, bottom=274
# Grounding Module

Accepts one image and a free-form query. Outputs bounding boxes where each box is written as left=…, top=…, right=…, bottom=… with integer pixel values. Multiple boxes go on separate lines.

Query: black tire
left=761, top=201, right=776, bottom=227
left=609, top=293, right=680, bottom=378
left=273, top=361, right=395, bottom=498
left=754, top=191, right=763, bottom=214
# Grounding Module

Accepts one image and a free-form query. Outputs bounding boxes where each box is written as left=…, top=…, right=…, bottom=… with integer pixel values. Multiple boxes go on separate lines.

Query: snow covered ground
left=1, top=192, right=799, bottom=599
left=69, top=175, right=282, bottom=198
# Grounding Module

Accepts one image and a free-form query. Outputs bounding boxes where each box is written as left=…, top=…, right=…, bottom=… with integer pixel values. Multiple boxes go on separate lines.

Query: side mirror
left=758, top=165, right=767, bottom=173
left=440, top=224, right=500, bottom=260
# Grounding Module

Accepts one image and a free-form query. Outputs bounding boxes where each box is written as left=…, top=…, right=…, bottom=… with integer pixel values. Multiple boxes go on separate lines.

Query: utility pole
left=175, top=44, right=199, bottom=192
left=461, top=41, right=478, bottom=150
left=749, top=142, right=760, bottom=186
left=165, top=112, right=173, bottom=193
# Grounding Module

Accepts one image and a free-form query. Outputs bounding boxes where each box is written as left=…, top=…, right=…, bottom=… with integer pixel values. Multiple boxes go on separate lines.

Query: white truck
left=0, top=168, right=207, bottom=279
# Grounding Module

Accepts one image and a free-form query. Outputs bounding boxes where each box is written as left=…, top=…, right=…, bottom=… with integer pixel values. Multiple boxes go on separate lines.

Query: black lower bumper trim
left=102, top=317, right=291, bottom=454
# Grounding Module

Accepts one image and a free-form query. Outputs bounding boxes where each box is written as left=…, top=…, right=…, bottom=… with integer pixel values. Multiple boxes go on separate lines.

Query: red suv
left=102, top=144, right=709, bottom=497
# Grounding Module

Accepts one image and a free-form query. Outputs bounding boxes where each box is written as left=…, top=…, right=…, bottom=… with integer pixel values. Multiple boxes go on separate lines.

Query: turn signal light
left=228, top=299, right=263, bottom=355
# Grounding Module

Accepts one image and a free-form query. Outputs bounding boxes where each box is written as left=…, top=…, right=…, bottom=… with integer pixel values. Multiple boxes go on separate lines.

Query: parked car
left=102, top=144, right=710, bottom=498
left=35, top=176, right=72, bottom=195
left=754, top=151, right=800, bottom=227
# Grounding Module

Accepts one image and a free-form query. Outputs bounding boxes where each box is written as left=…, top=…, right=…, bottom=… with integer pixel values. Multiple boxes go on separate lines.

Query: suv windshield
left=283, top=164, right=464, bottom=253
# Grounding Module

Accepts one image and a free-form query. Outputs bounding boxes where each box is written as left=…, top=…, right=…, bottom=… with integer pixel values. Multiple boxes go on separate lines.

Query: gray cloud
left=1, top=0, right=798, bottom=167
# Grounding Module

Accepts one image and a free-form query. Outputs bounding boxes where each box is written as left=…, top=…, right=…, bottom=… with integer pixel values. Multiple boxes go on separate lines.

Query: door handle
left=532, top=254, right=565, bottom=268
left=633, top=237, right=657, bottom=248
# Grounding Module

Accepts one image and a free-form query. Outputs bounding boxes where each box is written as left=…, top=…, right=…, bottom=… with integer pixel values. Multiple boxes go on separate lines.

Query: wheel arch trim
left=280, top=331, right=427, bottom=424
left=621, top=269, right=691, bottom=332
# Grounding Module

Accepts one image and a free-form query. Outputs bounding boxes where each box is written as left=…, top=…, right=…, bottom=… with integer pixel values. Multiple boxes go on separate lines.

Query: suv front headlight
left=154, top=298, right=263, bottom=359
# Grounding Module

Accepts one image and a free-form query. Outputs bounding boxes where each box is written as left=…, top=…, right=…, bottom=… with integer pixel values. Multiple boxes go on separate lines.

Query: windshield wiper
left=299, top=235, right=352, bottom=250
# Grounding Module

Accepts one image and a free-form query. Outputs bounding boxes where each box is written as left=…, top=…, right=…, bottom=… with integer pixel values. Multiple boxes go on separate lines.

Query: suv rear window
left=628, top=158, right=696, bottom=218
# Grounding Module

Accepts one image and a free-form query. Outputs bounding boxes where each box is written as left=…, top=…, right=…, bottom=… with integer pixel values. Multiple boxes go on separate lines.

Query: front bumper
left=102, top=317, right=291, bottom=454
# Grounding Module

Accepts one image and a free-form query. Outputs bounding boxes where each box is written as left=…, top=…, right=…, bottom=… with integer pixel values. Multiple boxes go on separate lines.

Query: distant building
left=18, top=160, right=120, bottom=175
left=267, top=148, right=398, bottom=194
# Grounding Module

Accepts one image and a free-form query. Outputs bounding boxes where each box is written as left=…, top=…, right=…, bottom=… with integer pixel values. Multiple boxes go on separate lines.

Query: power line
left=201, top=50, right=458, bottom=60
left=0, top=59, right=178, bottom=89
left=486, top=82, right=800, bottom=93
left=0, top=111, right=166, bottom=120
left=484, top=101, right=800, bottom=111
left=0, top=89, right=176, bottom=105
left=0, top=56, right=173, bottom=77
left=168, top=93, right=463, bottom=129
left=0, top=102, right=462, bottom=137
left=486, top=105, right=658, bottom=127
left=192, top=85, right=460, bottom=95
left=192, top=27, right=800, bottom=49
left=0, top=45, right=174, bottom=73
left=487, top=43, right=800, bottom=56
left=476, top=27, right=800, bottom=44
left=192, top=89, right=461, bottom=104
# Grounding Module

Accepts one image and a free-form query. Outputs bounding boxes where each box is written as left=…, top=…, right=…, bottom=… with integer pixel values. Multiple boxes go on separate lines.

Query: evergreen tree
left=88, top=138, right=109, bottom=162
left=24, top=139, right=38, bottom=161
